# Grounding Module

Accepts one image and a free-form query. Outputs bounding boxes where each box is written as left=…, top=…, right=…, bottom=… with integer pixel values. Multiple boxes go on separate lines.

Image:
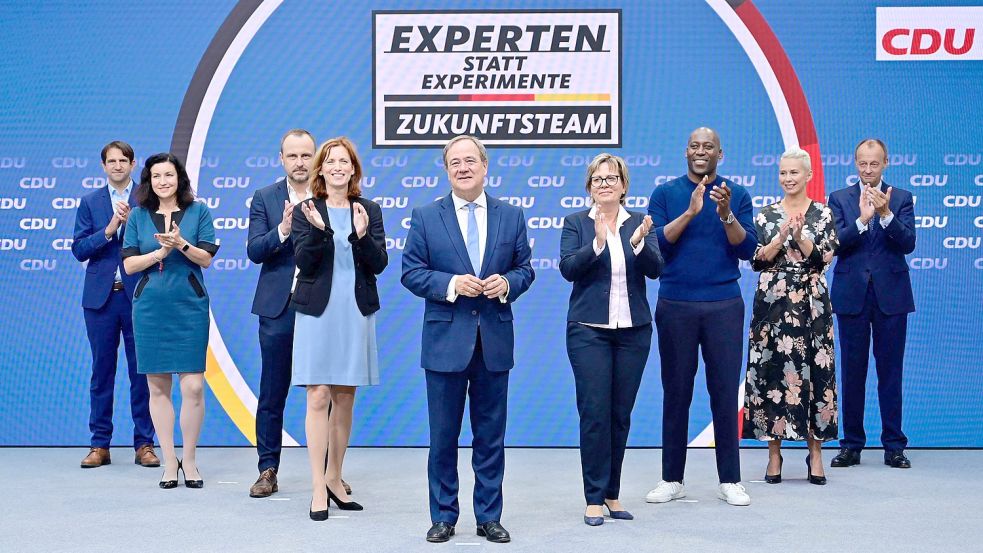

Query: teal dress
left=122, top=201, right=219, bottom=374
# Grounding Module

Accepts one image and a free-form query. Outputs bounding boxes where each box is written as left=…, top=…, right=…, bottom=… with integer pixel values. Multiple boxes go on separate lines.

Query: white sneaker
left=717, top=483, right=751, bottom=506
left=645, top=480, right=686, bottom=503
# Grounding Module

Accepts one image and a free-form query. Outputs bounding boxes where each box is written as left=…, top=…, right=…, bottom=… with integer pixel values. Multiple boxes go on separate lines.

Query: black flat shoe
left=159, top=461, right=179, bottom=489
left=426, top=522, right=454, bottom=542
left=310, top=498, right=329, bottom=521
left=476, top=521, right=511, bottom=543
left=328, top=488, right=363, bottom=511
left=806, top=454, right=827, bottom=485
left=830, top=448, right=861, bottom=467
left=180, top=460, right=204, bottom=489
left=884, top=450, right=911, bottom=469
left=764, top=454, right=784, bottom=484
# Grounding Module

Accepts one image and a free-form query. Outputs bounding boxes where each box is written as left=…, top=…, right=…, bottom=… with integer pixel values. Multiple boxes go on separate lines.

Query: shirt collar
left=110, top=180, right=134, bottom=198
left=452, top=190, right=487, bottom=210
left=588, top=204, right=631, bottom=227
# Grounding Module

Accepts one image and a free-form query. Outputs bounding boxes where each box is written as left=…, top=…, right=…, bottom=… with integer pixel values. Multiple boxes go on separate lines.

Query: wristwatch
left=720, top=212, right=736, bottom=225
left=181, top=242, right=190, bottom=252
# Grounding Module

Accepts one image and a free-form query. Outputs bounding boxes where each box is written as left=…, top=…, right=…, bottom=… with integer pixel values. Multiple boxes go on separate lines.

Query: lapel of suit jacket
left=438, top=194, right=475, bottom=274
left=480, top=196, right=503, bottom=278
left=618, top=211, right=635, bottom=271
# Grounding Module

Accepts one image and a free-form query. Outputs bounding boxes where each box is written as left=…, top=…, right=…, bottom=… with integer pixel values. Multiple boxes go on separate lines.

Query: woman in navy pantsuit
left=559, top=153, right=664, bottom=526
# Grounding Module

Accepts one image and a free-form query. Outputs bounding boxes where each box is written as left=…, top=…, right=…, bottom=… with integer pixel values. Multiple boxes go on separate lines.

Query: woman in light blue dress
left=122, top=153, right=218, bottom=489
left=289, top=137, right=387, bottom=520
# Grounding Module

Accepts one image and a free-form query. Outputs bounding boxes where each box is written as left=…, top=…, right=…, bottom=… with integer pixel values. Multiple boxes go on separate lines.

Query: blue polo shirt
left=647, top=175, right=756, bottom=301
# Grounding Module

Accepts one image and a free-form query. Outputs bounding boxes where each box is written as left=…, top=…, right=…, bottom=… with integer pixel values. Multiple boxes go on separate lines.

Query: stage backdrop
left=1, top=1, right=981, bottom=447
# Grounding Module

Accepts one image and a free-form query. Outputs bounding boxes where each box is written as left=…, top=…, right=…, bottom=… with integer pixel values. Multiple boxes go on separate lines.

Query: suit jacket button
left=472, top=310, right=478, bottom=316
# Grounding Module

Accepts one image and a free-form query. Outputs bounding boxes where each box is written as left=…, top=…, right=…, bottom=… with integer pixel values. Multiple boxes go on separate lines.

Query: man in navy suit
left=72, top=141, right=157, bottom=469
left=245, top=129, right=318, bottom=497
left=828, top=138, right=916, bottom=469
left=402, top=135, right=535, bottom=544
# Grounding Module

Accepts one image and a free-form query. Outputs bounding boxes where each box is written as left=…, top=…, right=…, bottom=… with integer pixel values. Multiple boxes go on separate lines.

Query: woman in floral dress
left=742, top=147, right=838, bottom=485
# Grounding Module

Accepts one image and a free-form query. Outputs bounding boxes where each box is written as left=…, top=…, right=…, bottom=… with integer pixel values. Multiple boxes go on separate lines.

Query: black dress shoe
left=806, top=454, right=827, bottom=485
left=764, top=454, right=783, bottom=484
left=159, top=461, right=179, bottom=489
left=426, top=522, right=455, bottom=543
left=180, top=460, right=204, bottom=488
left=885, top=450, right=911, bottom=469
left=476, top=521, right=511, bottom=543
left=830, top=448, right=861, bottom=467
left=328, top=488, right=363, bottom=511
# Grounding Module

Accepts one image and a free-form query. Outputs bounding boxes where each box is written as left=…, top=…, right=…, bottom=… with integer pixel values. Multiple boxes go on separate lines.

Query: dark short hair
left=855, top=138, right=888, bottom=159
left=136, top=153, right=195, bottom=210
left=280, top=129, right=316, bottom=152
left=101, top=141, right=135, bottom=163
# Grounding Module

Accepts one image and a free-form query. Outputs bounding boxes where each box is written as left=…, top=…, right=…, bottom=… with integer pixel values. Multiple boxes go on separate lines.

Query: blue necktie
left=466, top=202, right=480, bottom=275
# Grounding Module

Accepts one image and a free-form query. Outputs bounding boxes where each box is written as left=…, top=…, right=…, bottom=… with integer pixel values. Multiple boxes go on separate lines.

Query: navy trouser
left=82, top=289, right=154, bottom=449
left=256, top=307, right=295, bottom=472
left=836, top=283, right=909, bottom=453
left=567, top=322, right=651, bottom=504
left=656, top=297, right=744, bottom=484
left=425, top=338, right=509, bottom=525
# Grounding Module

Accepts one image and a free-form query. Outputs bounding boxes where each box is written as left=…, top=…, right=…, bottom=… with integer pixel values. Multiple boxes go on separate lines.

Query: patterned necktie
left=466, top=202, right=480, bottom=275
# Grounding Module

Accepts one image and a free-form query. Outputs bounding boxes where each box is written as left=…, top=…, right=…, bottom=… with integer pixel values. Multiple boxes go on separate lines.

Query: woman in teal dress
left=122, top=153, right=218, bottom=489
left=290, top=137, right=387, bottom=520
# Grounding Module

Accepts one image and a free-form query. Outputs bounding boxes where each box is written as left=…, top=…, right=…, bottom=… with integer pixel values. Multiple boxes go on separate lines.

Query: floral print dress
left=743, top=201, right=839, bottom=442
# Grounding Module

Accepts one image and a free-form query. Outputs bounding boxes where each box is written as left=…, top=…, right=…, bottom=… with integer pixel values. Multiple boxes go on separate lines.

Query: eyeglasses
left=448, top=157, right=481, bottom=170
left=590, top=175, right=622, bottom=188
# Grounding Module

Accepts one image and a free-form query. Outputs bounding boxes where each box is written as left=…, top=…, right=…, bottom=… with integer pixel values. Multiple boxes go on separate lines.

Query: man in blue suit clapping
left=402, top=135, right=535, bottom=544
left=72, top=141, right=157, bottom=469
left=828, top=138, right=916, bottom=469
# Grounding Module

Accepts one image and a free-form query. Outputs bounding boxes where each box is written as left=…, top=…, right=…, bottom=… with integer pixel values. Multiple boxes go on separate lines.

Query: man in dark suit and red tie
left=72, top=140, right=158, bottom=469
left=828, top=138, right=916, bottom=469
left=402, top=135, right=535, bottom=544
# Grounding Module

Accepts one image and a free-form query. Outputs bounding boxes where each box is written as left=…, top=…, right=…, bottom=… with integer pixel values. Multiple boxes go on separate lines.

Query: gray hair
left=780, top=146, right=812, bottom=173
left=442, top=135, right=488, bottom=167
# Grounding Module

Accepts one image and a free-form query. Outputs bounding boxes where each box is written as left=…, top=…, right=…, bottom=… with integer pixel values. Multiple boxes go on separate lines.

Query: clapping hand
left=353, top=202, right=369, bottom=239
left=859, top=185, right=876, bottom=224
left=709, top=180, right=732, bottom=220
left=594, top=211, right=608, bottom=249
left=300, top=201, right=325, bottom=231
left=687, top=176, right=707, bottom=216
left=867, top=185, right=893, bottom=217
left=154, top=221, right=184, bottom=250
left=105, top=201, right=131, bottom=236
left=630, top=215, right=653, bottom=247
left=278, top=200, right=294, bottom=236
left=790, top=213, right=806, bottom=242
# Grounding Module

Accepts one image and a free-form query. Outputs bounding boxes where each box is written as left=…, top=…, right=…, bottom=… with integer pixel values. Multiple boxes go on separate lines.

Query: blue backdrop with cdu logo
left=1, top=1, right=981, bottom=446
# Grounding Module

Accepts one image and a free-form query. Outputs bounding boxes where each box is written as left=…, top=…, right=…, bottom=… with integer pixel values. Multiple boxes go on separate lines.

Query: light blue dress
left=292, top=207, right=379, bottom=387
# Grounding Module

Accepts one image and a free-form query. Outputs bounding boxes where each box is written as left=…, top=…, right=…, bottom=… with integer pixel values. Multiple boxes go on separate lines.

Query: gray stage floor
left=4, top=447, right=981, bottom=552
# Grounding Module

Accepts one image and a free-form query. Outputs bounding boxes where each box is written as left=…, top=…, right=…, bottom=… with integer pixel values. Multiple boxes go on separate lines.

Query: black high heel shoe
left=180, top=460, right=204, bottom=489
left=310, top=496, right=329, bottom=521
left=328, top=487, right=364, bottom=511
left=764, top=454, right=784, bottom=484
left=159, top=460, right=179, bottom=489
left=806, top=454, right=827, bottom=485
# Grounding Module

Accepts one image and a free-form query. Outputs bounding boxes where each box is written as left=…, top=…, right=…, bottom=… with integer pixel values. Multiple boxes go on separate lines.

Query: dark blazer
left=401, top=193, right=535, bottom=373
left=246, top=179, right=295, bottom=318
left=289, top=196, right=387, bottom=317
left=559, top=209, right=664, bottom=324
left=828, top=181, right=916, bottom=316
left=71, top=185, right=139, bottom=308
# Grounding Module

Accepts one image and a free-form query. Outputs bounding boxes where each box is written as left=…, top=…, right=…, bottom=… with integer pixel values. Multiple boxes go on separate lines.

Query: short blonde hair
left=780, top=146, right=812, bottom=173
left=584, top=153, right=630, bottom=204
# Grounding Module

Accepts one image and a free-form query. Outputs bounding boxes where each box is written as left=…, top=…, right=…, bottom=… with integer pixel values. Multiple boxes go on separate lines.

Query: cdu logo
left=20, top=177, right=56, bottom=189
left=51, top=157, right=89, bottom=168
left=51, top=197, right=80, bottom=210
left=371, top=155, right=408, bottom=168
left=528, top=176, right=565, bottom=188
left=0, top=238, right=27, bottom=250
left=20, top=218, right=57, bottom=230
left=20, top=259, right=57, bottom=271
left=0, top=197, right=27, bottom=210
left=0, top=157, right=27, bottom=169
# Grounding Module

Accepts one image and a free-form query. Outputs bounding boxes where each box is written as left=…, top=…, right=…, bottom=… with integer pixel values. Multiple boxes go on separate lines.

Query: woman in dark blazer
left=290, top=137, right=387, bottom=520
left=560, top=153, right=664, bottom=526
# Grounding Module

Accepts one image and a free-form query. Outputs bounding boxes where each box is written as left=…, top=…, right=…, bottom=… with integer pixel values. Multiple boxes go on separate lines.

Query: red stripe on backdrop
left=460, top=94, right=535, bottom=101
left=735, top=2, right=826, bottom=201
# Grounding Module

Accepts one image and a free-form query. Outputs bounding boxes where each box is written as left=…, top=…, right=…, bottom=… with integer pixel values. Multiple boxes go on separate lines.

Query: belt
left=112, top=281, right=125, bottom=291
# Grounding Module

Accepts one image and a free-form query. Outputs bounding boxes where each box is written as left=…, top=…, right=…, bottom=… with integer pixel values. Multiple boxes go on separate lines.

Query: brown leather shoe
left=134, top=444, right=160, bottom=467
left=249, top=468, right=278, bottom=498
left=342, top=478, right=352, bottom=495
left=81, top=447, right=111, bottom=468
